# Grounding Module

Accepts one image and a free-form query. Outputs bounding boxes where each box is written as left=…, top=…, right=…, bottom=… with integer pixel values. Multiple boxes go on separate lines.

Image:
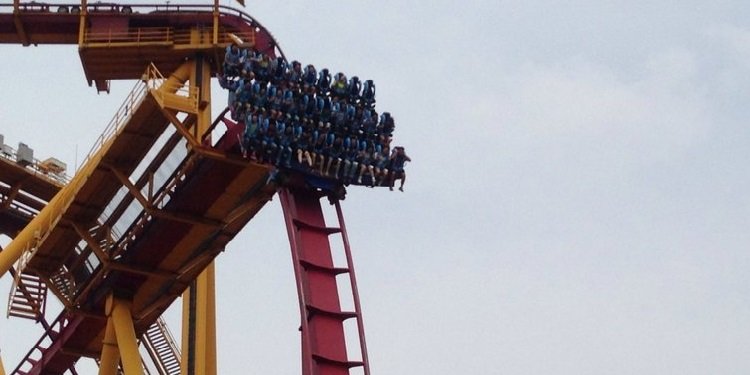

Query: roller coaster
left=0, top=2, right=401, bottom=374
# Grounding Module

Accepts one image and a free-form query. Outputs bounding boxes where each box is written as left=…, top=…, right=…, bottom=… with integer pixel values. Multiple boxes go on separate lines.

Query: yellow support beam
left=98, top=317, right=120, bottom=375
left=107, top=295, right=144, bottom=375
left=180, top=262, right=217, bottom=375
left=0, top=350, right=6, bottom=375
left=189, top=54, right=212, bottom=140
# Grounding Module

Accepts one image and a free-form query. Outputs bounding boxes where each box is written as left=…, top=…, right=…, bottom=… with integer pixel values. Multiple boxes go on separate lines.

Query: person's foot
left=389, top=186, right=393, bottom=191
left=399, top=187, right=404, bottom=192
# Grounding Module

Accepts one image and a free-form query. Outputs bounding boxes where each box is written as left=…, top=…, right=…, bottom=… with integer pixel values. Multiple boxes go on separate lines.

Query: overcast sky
left=2, top=1, right=750, bottom=374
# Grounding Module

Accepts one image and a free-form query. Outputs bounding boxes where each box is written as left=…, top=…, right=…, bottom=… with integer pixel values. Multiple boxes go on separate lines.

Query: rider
left=388, top=146, right=411, bottom=192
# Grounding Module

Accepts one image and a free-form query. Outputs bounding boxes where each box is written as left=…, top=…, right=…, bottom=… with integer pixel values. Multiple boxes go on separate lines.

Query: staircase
left=141, top=317, right=182, bottom=375
left=48, top=266, right=76, bottom=301
left=6, top=271, right=47, bottom=321
left=279, top=188, right=370, bottom=375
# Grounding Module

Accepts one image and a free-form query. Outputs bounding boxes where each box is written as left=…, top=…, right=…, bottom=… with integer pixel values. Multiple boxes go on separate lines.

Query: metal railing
left=76, top=65, right=153, bottom=172
left=0, top=143, right=70, bottom=185
left=84, top=26, right=255, bottom=47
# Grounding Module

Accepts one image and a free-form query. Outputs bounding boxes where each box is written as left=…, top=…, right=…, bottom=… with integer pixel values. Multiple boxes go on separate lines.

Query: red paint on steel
left=279, top=188, right=369, bottom=375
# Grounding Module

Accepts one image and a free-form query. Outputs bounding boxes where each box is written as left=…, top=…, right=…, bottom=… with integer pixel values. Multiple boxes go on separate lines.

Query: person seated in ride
left=317, top=68, right=332, bottom=96
left=341, top=135, right=359, bottom=184
left=302, top=64, right=317, bottom=94
left=330, top=102, right=347, bottom=133
left=254, top=54, right=273, bottom=83
left=275, top=116, right=293, bottom=167
left=252, top=85, right=268, bottom=110
left=378, top=133, right=392, bottom=152
left=240, top=56, right=255, bottom=79
left=286, top=60, right=303, bottom=91
left=347, top=76, right=361, bottom=102
left=233, top=79, right=255, bottom=119
left=361, top=79, right=376, bottom=107
left=344, top=103, right=357, bottom=123
left=325, top=135, right=345, bottom=178
left=243, top=112, right=261, bottom=159
left=380, top=111, right=396, bottom=137
left=260, top=117, right=279, bottom=163
left=268, top=87, right=284, bottom=117
left=271, top=57, right=287, bottom=86
left=223, top=43, right=246, bottom=76
left=356, top=144, right=376, bottom=185
left=314, top=95, right=332, bottom=123
left=331, top=72, right=348, bottom=99
left=296, top=129, right=314, bottom=167
left=361, top=109, right=378, bottom=137
left=251, top=112, right=269, bottom=160
left=388, top=146, right=411, bottom=192
left=217, top=74, right=241, bottom=114
left=281, top=88, right=296, bottom=116
left=299, top=93, right=315, bottom=118
left=371, top=145, right=389, bottom=187
left=288, top=115, right=303, bottom=163
left=310, top=122, right=328, bottom=174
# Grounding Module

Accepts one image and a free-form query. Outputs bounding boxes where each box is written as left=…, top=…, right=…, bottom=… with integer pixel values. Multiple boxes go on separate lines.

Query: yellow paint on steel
left=110, top=297, right=144, bottom=375
left=0, top=121, right=112, bottom=278
left=98, top=317, right=120, bottom=375
left=180, top=263, right=218, bottom=375
left=180, top=289, right=189, bottom=375
left=77, top=0, right=87, bottom=46
left=0, top=60, right=195, bottom=280
left=213, top=0, right=219, bottom=44
left=197, top=56, right=213, bottom=140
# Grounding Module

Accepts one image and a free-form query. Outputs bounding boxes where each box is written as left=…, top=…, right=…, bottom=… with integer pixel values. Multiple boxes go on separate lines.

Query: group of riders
left=218, top=43, right=411, bottom=191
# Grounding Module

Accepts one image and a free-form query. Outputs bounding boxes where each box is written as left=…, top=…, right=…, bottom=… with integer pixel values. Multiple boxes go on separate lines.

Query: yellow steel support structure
left=99, top=295, right=143, bottom=375
left=179, top=54, right=217, bottom=375
left=98, top=318, right=120, bottom=375
left=78, top=0, right=87, bottom=46
left=189, top=54, right=213, bottom=139
left=181, top=263, right=217, bottom=375
left=112, top=299, right=143, bottom=375
left=0, top=121, right=112, bottom=278
left=0, top=59, right=195, bottom=280
left=101, top=295, right=144, bottom=375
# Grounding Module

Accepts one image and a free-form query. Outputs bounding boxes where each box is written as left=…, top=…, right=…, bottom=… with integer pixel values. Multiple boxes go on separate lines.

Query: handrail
left=76, top=74, right=148, bottom=172
left=83, top=26, right=255, bottom=48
